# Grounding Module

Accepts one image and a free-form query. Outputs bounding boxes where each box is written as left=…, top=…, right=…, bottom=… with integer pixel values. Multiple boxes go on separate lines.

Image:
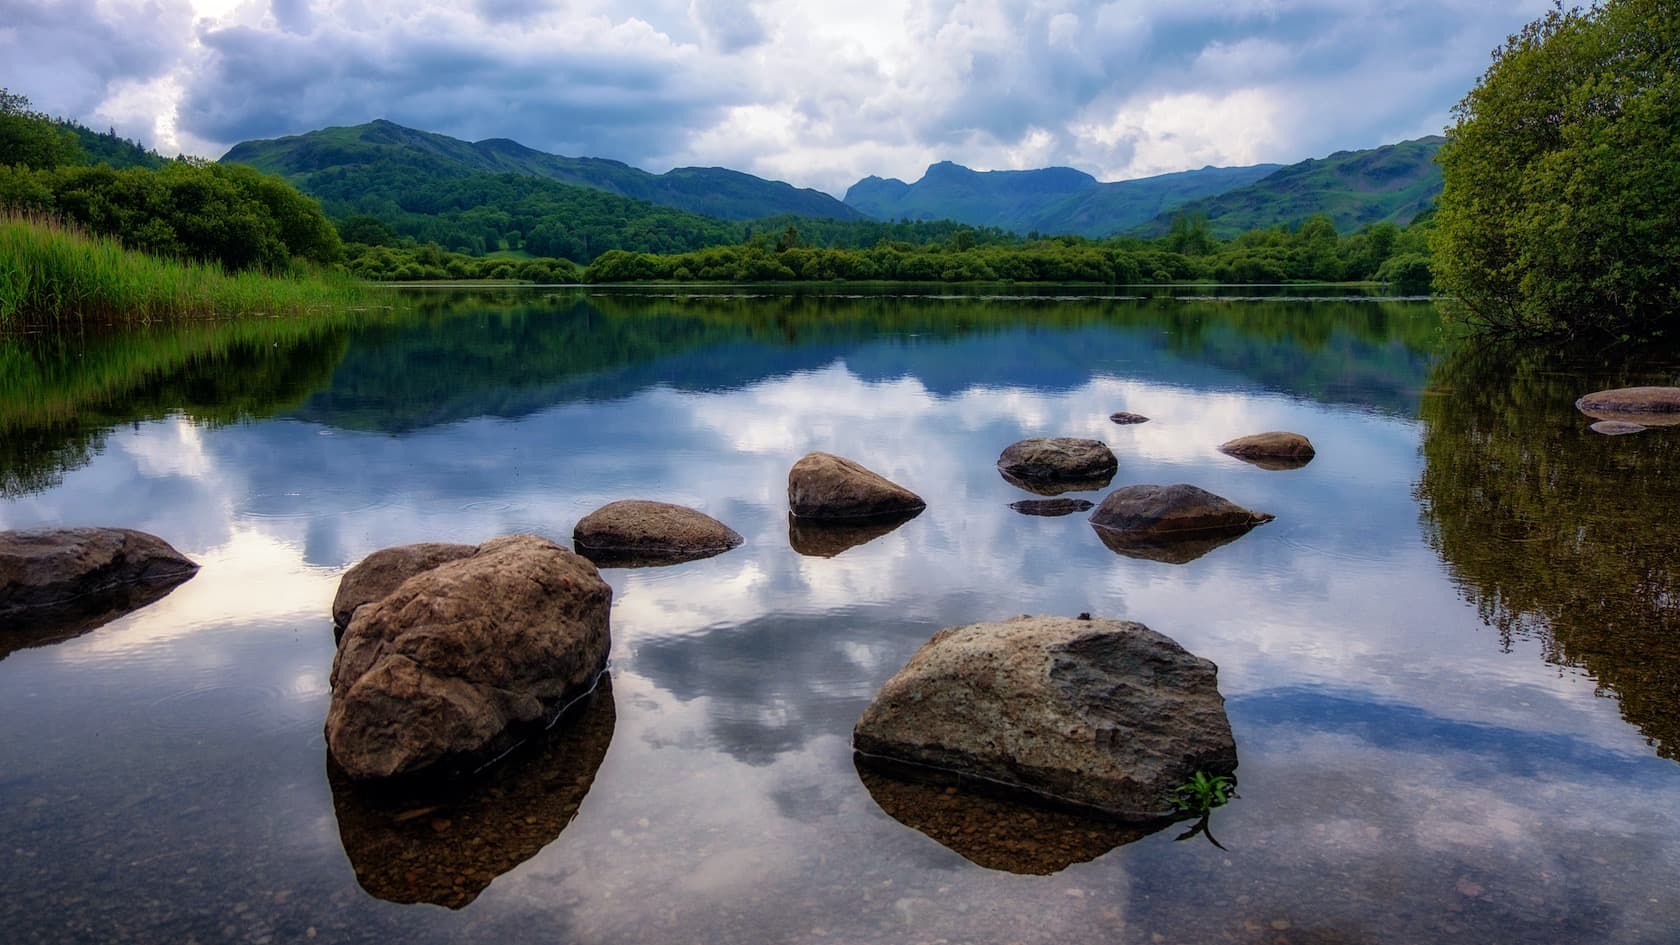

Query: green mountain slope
left=844, top=161, right=1280, bottom=236
left=1138, top=137, right=1444, bottom=237
left=222, top=119, right=861, bottom=222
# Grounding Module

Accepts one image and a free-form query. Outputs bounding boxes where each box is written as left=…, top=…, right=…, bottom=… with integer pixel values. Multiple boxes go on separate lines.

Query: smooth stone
left=333, top=542, right=477, bottom=631
left=854, top=615, right=1238, bottom=819
left=326, top=535, right=612, bottom=780
left=1009, top=498, right=1095, bottom=517
left=1218, top=431, right=1316, bottom=469
left=1089, top=483, right=1273, bottom=541
left=0, top=524, right=196, bottom=622
left=572, top=500, right=742, bottom=566
left=1591, top=420, right=1648, bottom=436
left=787, top=509, right=921, bottom=558
left=788, top=452, right=926, bottom=521
left=1109, top=412, right=1150, bottom=425
left=329, top=676, right=615, bottom=909
left=997, top=437, right=1118, bottom=484
left=1576, top=386, right=1680, bottom=426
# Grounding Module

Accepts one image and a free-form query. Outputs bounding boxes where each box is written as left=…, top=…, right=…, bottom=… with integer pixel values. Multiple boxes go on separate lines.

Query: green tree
left=1433, top=0, right=1680, bottom=336
left=0, top=89, right=81, bottom=170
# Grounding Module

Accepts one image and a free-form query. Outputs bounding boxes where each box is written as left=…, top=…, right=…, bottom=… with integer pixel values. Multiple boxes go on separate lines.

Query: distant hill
left=1136, top=137, right=1444, bottom=237
left=844, top=161, right=1280, bottom=236
left=222, top=119, right=862, bottom=222
left=60, top=122, right=167, bottom=170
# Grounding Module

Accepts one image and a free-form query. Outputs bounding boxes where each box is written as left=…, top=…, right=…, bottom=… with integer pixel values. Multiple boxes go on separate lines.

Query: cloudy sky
left=3, top=0, right=1546, bottom=195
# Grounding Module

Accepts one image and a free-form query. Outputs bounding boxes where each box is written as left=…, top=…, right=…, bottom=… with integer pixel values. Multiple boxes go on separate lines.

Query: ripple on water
left=238, top=488, right=394, bottom=520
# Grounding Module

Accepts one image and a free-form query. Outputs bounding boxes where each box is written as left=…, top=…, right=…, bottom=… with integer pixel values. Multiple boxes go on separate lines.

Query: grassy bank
left=0, top=214, right=366, bottom=325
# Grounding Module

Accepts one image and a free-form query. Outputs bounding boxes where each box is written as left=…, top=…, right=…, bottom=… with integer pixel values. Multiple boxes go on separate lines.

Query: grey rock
left=1218, top=431, right=1316, bottom=469
left=1089, top=483, right=1273, bottom=541
left=1109, top=412, right=1150, bottom=425
left=998, top=438, right=1118, bottom=485
left=1009, top=498, right=1095, bottom=517
left=1576, top=386, right=1680, bottom=426
left=0, top=527, right=197, bottom=625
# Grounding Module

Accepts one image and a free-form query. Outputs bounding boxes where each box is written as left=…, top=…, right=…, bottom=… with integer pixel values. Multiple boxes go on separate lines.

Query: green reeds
left=0, top=213, right=366, bottom=325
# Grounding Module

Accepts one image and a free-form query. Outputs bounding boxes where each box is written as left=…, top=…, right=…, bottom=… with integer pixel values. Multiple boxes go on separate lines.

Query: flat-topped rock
left=854, top=615, right=1238, bottom=819
left=1218, top=432, right=1316, bottom=469
left=1576, top=387, right=1680, bottom=426
left=1008, top=498, right=1095, bottom=517
left=1109, top=412, right=1149, bottom=425
left=1089, top=484, right=1273, bottom=542
left=333, top=542, right=477, bottom=631
left=327, top=535, right=612, bottom=780
left=573, top=500, right=742, bottom=566
left=0, top=526, right=198, bottom=620
left=788, top=452, right=925, bottom=521
left=997, top=438, right=1118, bottom=485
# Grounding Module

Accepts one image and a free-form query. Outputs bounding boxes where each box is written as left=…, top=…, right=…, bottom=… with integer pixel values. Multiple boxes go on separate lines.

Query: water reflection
left=786, top=510, right=922, bottom=558
left=1090, top=521, right=1261, bottom=565
left=328, top=677, right=615, bottom=909
left=0, top=571, right=195, bottom=662
left=1418, top=343, right=1680, bottom=760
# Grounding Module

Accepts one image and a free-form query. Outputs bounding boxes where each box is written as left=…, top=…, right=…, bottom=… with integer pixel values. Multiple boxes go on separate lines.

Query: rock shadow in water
left=999, top=470, right=1114, bottom=497
left=1090, top=522, right=1258, bottom=564
left=787, top=509, right=922, bottom=558
left=327, top=675, right=616, bottom=909
left=856, top=760, right=1169, bottom=875
left=0, top=572, right=195, bottom=662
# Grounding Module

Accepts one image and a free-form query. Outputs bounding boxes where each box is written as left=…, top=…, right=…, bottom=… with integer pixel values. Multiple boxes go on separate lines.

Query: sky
left=1, top=0, right=1550, bottom=196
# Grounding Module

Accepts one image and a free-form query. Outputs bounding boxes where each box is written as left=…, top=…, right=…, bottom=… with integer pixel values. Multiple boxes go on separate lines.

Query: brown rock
left=1576, top=386, right=1680, bottom=426
left=1590, top=420, right=1648, bottom=436
left=326, top=535, right=612, bottom=780
left=332, top=543, right=477, bottom=631
left=0, top=527, right=197, bottom=625
left=1009, top=498, right=1095, bottom=517
left=1089, top=484, right=1273, bottom=542
left=788, top=452, right=925, bottom=521
left=998, top=438, right=1118, bottom=485
left=1109, top=412, right=1149, bottom=425
left=572, top=500, right=742, bottom=567
left=1218, top=432, right=1316, bottom=469
left=854, top=615, right=1238, bottom=819
left=787, top=510, right=920, bottom=558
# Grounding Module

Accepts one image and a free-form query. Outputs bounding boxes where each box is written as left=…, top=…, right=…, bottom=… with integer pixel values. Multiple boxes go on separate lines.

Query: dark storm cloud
left=0, top=0, right=192, bottom=118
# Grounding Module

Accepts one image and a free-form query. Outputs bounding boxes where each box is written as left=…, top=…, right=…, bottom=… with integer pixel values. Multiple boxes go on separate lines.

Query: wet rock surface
left=329, top=675, right=615, bottom=909
left=997, top=437, right=1118, bottom=485
left=573, top=499, right=743, bottom=566
left=1109, top=412, right=1149, bottom=425
left=1089, top=483, right=1273, bottom=544
left=787, top=452, right=925, bottom=521
left=332, top=542, right=477, bottom=631
left=1576, top=386, right=1680, bottom=426
left=787, top=510, right=920, bottom=557
left=854, top=615, right=1238, bottom=818
left=1219, top=431, right=1316, bottom=469
left=856, top=764, right=1165, bottom=875
left=0, top=527, right=198, bottom=619
left=1008, top=498, right=1095, bottom=517
left=326, top=534, right=612, bottom=780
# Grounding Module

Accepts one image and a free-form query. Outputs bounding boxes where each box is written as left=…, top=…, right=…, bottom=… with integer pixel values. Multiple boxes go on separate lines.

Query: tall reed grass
left=0, top=213, right=366, bottom=325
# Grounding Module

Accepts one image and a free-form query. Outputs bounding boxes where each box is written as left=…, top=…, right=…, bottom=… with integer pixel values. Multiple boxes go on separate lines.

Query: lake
left=3, top=287, right=1677, bottom=945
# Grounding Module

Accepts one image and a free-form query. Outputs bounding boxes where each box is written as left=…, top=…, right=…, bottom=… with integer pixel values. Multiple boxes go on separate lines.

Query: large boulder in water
left=854, top=615, right=1238, bottom=819
left=788, top=452, right=925, bottom=521
left=327, top=534, right=612, bottom=780
left=1089, top=484, right=1272, bottom=543
left=332, top=542, right=477, bottom=631
left=1575, top=387, right=1680, bottom=427
left=572, top=499, right=742, bottom=566
left=1218, top=431, right=1316, bottom=469
left=997, top=438, right=1118, bottom=487
left=0, top=524, right=196, bottom=622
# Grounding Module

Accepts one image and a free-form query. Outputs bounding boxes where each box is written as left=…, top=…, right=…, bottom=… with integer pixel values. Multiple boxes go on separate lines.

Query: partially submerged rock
left=1591, top=420, right=1648, bottom=436
left=1008, top=498, right=1095, bottom=517
left=1576, top=386, right=1680, bottom=426
left=1089, top=484, right=1273, bottom=544
left=1109, top=412, right=1149, bottom=425
left=788, top=510, right=920, bottom=557
left=0, top=527, right=198, bottom=648
left=327, top=534, right=612, bottom=780
left=330, top=675, right=615, bottom=908
left=997, top=438, right=1118, bottom=486
left=854, top=615, right=1238, bottom=819
left=332, top=542, right=477, bottom=631
left=788, top=452, right=925, bottom=521
left=573, top=499, right=742, bottom=567
left=1218, top=431, right=1316, bottom=469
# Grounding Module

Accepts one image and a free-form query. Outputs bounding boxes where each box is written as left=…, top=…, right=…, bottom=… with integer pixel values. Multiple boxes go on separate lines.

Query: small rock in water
left=788, top=452, right=926, bottom=521
left=1109, top=412, right=1149, bottom=425
left=1575, top=386, right=1680, bottom=426
left=1590, top=420, right=1647, bottom=436
left=572, top=499, right=743, bottom=567
left=1008, top=498, right=1095, bottom=517
left=998, top=438, right=1118, bottom=485
left=1218, top=431, right=1316, bottom=469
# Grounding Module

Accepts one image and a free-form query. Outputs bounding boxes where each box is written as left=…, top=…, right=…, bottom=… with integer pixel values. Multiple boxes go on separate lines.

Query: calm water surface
left=2, top=288, right=1677, bottom=944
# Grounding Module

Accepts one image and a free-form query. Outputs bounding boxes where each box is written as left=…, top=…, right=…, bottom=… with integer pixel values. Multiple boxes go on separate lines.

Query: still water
left=2, top=288, right=1677, bottom=944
